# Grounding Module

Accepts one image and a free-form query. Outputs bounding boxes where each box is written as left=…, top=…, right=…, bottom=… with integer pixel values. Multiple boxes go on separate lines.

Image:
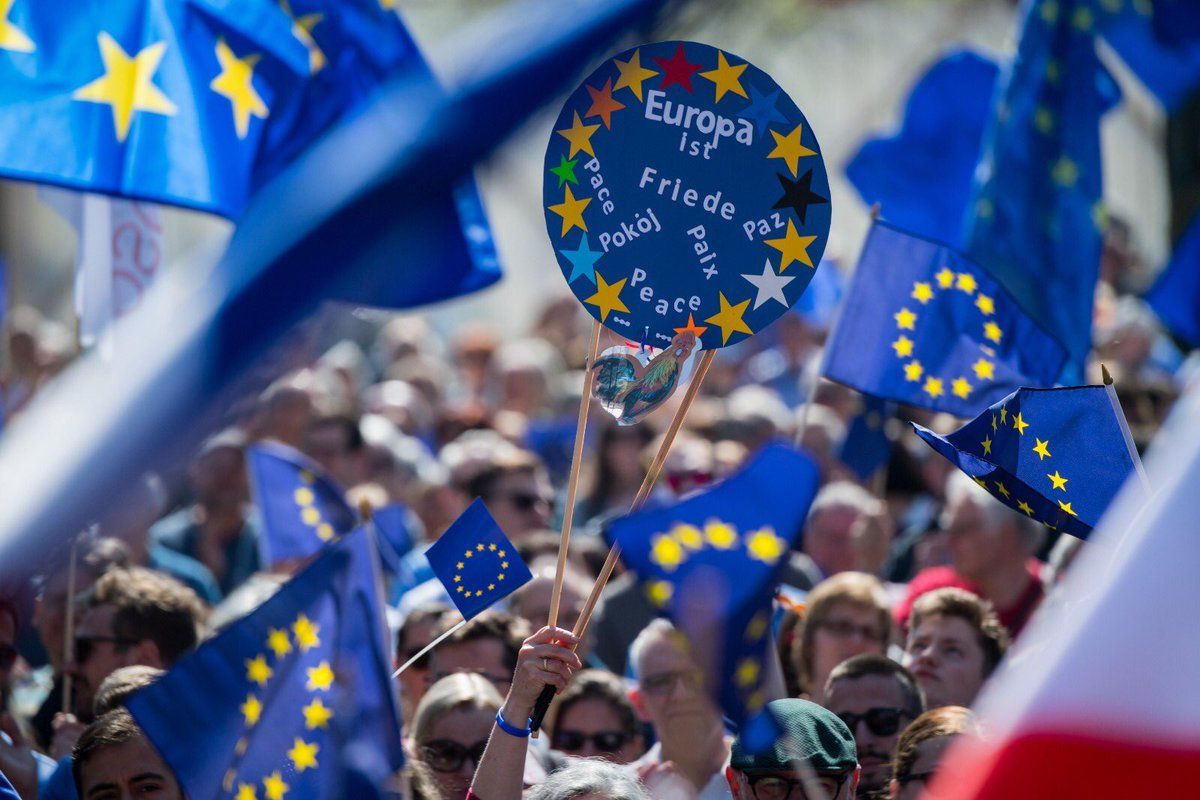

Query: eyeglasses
left=500, top=491, right=552, bottom=513
left=817, top=618, right=882, bottom=642
left=835, top=707, right=911, bottom=737
left=74, top=635, right=137, bottom=664
left=420, top=739, right=488, bottom=773
left=639, top=668, right=704, bottom=696
left=0, top=643, right=17, bottom=671
left=744, top=772, right=848, bottom=800
left=550, top=729, right=633, bottom=753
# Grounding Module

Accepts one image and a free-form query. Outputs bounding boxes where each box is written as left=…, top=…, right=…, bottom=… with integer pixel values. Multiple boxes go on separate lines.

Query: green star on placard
left=550, top=155, right=579, bottom=187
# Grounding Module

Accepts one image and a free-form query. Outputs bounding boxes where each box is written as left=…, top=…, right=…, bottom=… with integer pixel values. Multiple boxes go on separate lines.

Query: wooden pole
left=547, top=321, right=603, bottom=629
left=61, top=537, right=79, bottom=715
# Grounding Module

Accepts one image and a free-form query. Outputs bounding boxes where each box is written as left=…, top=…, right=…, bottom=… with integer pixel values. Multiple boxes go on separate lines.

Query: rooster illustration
left=592, top=332, right=699, bottom=424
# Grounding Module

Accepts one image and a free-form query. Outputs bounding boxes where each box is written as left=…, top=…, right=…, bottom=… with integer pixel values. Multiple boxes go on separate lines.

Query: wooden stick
left=391, top=618, right=467, bottom=678
left=547, top=321, right=603, bottom=629
left=61, top=537, right=79, bottom=714
left=1101, top=364, right=1150, bottom=492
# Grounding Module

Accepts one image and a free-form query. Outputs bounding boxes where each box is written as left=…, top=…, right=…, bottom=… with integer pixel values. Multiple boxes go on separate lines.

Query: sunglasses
left=835, top=707, right=911, bottom=737
left=502, top=491, right=552, bottom=513
left=550, top=729, right=632, bottom=753
left=421, top=739, right=488, bottom=773
left=74, top=635, right=137, bottom=664
left=0, top=643, right=17, bottom=671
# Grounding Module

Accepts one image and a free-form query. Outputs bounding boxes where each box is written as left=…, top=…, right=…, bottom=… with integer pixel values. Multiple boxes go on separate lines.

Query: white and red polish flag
left=931, top=387, right=1200, bottom=798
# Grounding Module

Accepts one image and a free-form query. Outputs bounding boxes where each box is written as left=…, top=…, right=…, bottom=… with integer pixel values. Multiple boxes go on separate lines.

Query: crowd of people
left=0, top=228, right=1186, bottom=799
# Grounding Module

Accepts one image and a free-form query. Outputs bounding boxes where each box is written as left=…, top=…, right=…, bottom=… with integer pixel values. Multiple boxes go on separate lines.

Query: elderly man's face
left=944, top=495, right=1014, bottom=583
left=804, top=506, right=862, bottom=577
left=631, top=633, right=718, bottom=738
left=77, top=732, right=183, bottom=800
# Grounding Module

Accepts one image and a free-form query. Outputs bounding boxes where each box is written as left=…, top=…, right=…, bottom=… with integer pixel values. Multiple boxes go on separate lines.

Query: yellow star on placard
left=1017, top=500, right=1035, bottom=516
left=288, top=738, right=320, bottom=772
left=984, top=321, right=1003, bottom=344
left=912, top=282, right=934, bottom=304
left=975, top=294, right=995, bottom=315
left=240, top=694, right=262, bottom=726
left=281, top=0, right=324, bottom=73
left=764, top=220, right=817, bottom=270
left=995, top=481, right=1011, bottom=499
left=584, top=271, right=629, bottom=322
left=956, top=272, right=978, bottom=293
left=1057, top=499, right=1077, bottom=517
left=1012, top=412, right=1029, bottom=434
left=935, top=268, right=955, bottom=289
left=952, top=377, right=972, bottom=399
left=267, top=628, right=292, bottom=659
left=923, top=377, right=944, bottom=398
left=1047, top=470, right=1068, bottom=491
left=704, top=520, right=739, bottom=549
left=246, top=655, right=272, bottom=687
left=894, top=308, right=917, bottom=330
left=548, top=185, right=591, bottom=236
left=306, top=661, right=335, bottom=692
left=699, top=51, right=748, bottom=102
left=650, top=535, right=685, bottom=570
left=303, top=698, right=333, bottom=730
left=1033, top=439, right=1051, bottom=460
left=210, top=39, right=269, bottom=139
left=236, top=783, right=258, bottom=800
left=981, top=436, right=992, bottom=455
left=766, top=124, right=816, bottom=177
left=293, top=614, right=320, bottom=651
left=263, top=771, right=289, bottom=800
left=73, top=33, right=178, bottom=143
left=973, top=359, right=995, bottom=380
left=745, top=527, right=787, bottom=564
left=705, top=292, right=753, bottom=344
left=903, top=361, right=923, bottom=382
left=892, top=336, right=914, bottom=358
left=613, top=49, right=658, bottom=101
left=556, top=111, right=601, bottom=158
left=0, top=0, right=34, bottom=53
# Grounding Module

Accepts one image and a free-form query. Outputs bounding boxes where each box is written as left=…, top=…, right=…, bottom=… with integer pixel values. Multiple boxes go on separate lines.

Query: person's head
left=465, top=449, right=553, bottom=537
left=804, top=483, right=884, bottom=578
left=941, top=474, right=1044, bottom=585
left=427, top=610, right=529, bottom=696
left=189, top=430, right=250, bottom=514
left=546, top=669, right=645, bottom=764
left=73, top=708, right=183, bottom=800
left=302, top=413, right=367, bottom=489
left=890, top=706, right=982, bottom=800
left=68, top=567, right=205, bottom=718
left=395, top=604, right=451, bottom=719
left=903, top=588, right=1009, bottom=709
left=526, top=759, right=649, bottom=800
left=726, top=698, right=860, bottom=800
left=512, top=567, right=589, bottom=634
left=823, top=656, right=925, bottom=795
left=628, top=619, right=721, bottom=742
left=792, top=572, right=891, bottom=703
left=34, top=536, right=130, bottom=672
left=92, top=665, right=165, bottom=716
left=412, top=673, right=504, bottom=800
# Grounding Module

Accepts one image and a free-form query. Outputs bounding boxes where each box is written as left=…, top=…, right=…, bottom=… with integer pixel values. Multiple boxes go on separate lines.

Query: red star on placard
left=585, top=78, right=625, bottom=129
left=654, top=43, right=702, bottom=93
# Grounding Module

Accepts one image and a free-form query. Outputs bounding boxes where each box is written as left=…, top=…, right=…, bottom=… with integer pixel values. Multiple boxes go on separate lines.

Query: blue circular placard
left=543, top=40, right=831, bottom=350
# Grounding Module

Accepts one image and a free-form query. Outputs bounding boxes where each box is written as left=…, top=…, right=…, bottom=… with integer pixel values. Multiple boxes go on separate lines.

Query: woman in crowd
left=890, top=705, right=982, bottom=799
left=410, top=673, right=503, bottom=800
left=790, top=572, right=891, bottom=703
left=543, top=669, right=646, bottom=764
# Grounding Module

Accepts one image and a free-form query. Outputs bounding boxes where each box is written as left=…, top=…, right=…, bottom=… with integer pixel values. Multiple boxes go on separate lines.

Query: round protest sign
left=543, top=40, right=830, bottom=350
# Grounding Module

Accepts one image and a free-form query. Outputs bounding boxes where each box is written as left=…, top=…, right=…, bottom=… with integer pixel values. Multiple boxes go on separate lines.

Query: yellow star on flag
left=292, top=614, right=320, bottom=651
left=240, top=694, right=262, bottom=726
left=935, top=268, right=955, bottom=289
left=303, top=698, right=333, bottom=730
left=981, top=436, right=992, bottom=455
left=210, top=39, right=269, bottom=139
left=0, top=0, right=34, bottom=53
left=1033, top=439, right=1051, bottom=460
left=764, top=220, right=817, bottom=271
left=972, top=359, right=995, bottom=380
left=973, top=476, right=988, bottom=490
left=266, top=628, right=292, bottom=659
left=1017, top=500, right=1035, bottom=516
left=984, top=321, right=1003, bottom=344
left=745, top=527, right=787, bottom=564
left=1000, top=407, right=1008, bottom=424
left=894, top=308, right=917, bottom=330
left=649, top=535, right=686, bottom=571
left=1047, top=470, right=1068, bottom=491
left=911, top=282, right=934, bottom=304
left=699, top=51, right=748, bottom=102
left=705, top=292, right=753, bottom=344
left=245, top=655, right=272, bottom=687
left=903, top=361, right=923, bottom=382
left=646, top=580, right=673, bottom=607
left=1052, top=155, right=1078, bottom=187
left=235, top=784, right=257, bottom=800
left=975, top=294, right=995, bottom=315
left=556, top=111, right=601, bottom=158
left=584, top=271, right=629, bottom=322
left=288, top=738, right=320, bottom=772
left=956, top=272, right=978, bottom=293
left=1072, top=5, right=1094, bottom=30
left=766, top=124, right=816, bottom=177
left=262, top=771, right=289, bottom=800
left=991, top=414, right=998, bottom=432
left=952, top=377, right=972, bottom=399
left=734, top=658, right=760, bottom=688
left=306, top=661, right=335, bottom=692
left=612, top=49, right=658, bottom=101
left=892, top=336, right=914, bottom=358
left=73, top=33, right=178, bottom=143
left=1034, top=107, right=1055, bottom=135
left=923, top=377, right=944, bottom=398
left=300, top=506, right=320, bottom=526
left=745, top=611, right=769, bottom=642
left=995, top=481, right=1011, bottom=499
left=293, top=487, right=315, bottom=506
left=1057, top=499, right=1077, bottom=516
left=671, top=523, right=704, bottom=550
left=1012, top=412, right=1029, bottom=435
left=281, top=0, right=324, bottom=73
left=548, top=185, right=591, bottom=236
left=704, top=520, right=739, bottom=549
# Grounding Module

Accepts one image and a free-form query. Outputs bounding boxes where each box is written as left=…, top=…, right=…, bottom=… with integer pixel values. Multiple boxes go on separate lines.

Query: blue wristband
left=495, top=709, right=532, bottom=738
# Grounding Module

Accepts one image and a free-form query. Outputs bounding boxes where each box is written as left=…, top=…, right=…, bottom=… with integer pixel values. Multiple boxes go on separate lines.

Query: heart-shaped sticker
left=591, top=331, right=702, bottom=424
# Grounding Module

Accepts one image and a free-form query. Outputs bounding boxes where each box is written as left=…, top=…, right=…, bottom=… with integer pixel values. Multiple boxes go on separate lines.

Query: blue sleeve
left=38, top=755, right=78, bottom=800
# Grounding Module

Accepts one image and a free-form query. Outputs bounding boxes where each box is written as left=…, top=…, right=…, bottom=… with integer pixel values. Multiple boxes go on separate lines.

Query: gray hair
left=806, top=481, right=882, bottom=524
left=526, top=760, right=648, bottom=800
left=627, top=618, right=681, bottom=682
left=943, top=472, right=1045, bottom=552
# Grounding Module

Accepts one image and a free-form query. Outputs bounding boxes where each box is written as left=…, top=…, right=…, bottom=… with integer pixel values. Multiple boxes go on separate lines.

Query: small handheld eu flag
left=425, top=498, right=533, bottom=621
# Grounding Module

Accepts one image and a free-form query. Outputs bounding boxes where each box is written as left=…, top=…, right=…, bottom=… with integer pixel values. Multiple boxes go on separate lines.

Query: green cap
left=730, top=699, right=857, bottom=773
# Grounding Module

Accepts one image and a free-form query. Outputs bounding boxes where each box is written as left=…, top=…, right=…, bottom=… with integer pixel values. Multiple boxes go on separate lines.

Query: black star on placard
left=772, top=169, right=827, bottom=224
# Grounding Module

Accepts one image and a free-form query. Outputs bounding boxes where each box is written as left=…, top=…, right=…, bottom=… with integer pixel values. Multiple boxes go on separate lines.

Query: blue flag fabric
left=425, top=498, right=533, bottom=621
left=822, top=221, right=1067, bottom=417
left=127, top=528, right=404, bottom=797
left=247, top=442, right=358, bottom=566
left=371, top=503, right=414, bottom=577
left=964, top=0, right=1124, bottom=376
left=912, top=385, right=1137, bottom=539
left=839, top=395, right=894, bottom=481
left=1147, top=212, right=1200, bottom=348
left=607, top=444, right=820, bottom=731
left=1103, top=3, right=1200, bottom=113
left=846, top=50, right=1000, bottom=247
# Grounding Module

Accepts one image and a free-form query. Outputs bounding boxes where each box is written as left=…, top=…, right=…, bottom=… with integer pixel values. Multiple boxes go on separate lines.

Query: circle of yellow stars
left=643, top=520, right=789, bottom=607
left=891, top=266, right=1001, bottom=402
left=453, top=542, right=510, bottom=600
left=293, top=470, right=336, bottom=542
left=226, top=612, right=335, bottom=799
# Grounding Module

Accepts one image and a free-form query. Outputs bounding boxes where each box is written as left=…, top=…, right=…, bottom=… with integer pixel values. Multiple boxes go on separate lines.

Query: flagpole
left=1101, top=364, right=1150, bottom=491
left=61, top=536, right=79, bottom=714
left=391, top=618, right=468, bottom=678
left=547, top=321, right=603, bottom=629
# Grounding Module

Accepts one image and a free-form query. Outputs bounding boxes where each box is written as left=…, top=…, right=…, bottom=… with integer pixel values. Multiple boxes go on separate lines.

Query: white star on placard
left=741, top=259, right=795, bottom=309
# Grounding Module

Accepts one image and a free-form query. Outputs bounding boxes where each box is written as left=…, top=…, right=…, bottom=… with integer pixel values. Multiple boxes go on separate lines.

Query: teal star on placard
left=550, top=155, right=579, bottom=188
left=560, top=233, right=602, bottom=284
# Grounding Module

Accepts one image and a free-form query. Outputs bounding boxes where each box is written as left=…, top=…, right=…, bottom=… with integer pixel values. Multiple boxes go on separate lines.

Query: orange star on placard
left=585, top=78, right=625, bottom=129
left=673, top=313, right=708, bottom=338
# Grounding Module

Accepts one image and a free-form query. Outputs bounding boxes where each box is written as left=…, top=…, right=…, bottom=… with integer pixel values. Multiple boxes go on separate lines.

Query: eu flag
left=963, top=0, right=1125, bottom=376
left=912, top=385, right=1138, bottom=539
left=425, top=498, right=533, bottom=621
left=247, top=442, right=358, bottom=566
left=839, top=395, right=894, bottom=481
left=126, top=528, right=404, bottom=797
left=607, top=444, right=820, bottom=730
left=371, top=503, right=414, bottom=577
left=1147, top=212, right=1200, bottom=348
left=822, top=221, right=1067, bottom=418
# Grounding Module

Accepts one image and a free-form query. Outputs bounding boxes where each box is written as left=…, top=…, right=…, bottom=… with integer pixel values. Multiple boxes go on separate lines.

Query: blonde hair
left=791, top=572, right=891, bottom=692
left=412, top=673, right=503, bottom=744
